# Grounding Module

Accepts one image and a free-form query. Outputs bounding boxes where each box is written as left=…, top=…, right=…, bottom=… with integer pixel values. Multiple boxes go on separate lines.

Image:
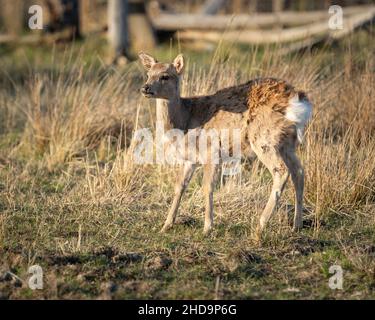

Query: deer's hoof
left=293, top=220, right=303, bottom=232
left=160, top=223, right=173, bottom=233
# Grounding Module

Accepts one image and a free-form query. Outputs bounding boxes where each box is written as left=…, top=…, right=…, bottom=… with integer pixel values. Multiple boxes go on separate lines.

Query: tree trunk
left=108, top=0, right=132, bottom=64
left=61, top=0, right=81, bottom=38
left=43, top=0, right=81, bottom=39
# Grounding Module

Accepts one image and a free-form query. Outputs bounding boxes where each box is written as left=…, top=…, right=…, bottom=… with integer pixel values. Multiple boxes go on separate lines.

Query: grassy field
left=0, top=32, right=374, bottom=300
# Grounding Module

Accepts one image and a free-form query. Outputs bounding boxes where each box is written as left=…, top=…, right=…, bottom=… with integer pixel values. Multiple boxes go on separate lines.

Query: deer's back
left=184, top=78, right=309, bottom=153
left=186, top=78, right=301, bottom=125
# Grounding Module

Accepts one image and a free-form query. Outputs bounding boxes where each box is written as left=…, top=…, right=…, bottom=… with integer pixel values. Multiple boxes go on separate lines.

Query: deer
left=138, top=52, right=312, bottom=238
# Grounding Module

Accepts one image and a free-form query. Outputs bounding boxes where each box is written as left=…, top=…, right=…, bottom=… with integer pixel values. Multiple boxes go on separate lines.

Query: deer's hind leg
left=202, top=163, right=218, bottom=235
left=282, top=150, right=304, bottom=231
left=251, top=142, right=290, bottom=234
left=161, top=162, right=196, bottom=233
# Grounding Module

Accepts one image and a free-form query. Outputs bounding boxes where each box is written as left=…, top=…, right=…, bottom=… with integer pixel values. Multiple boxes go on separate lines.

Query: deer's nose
left=141, top=84, right=152, bottom=94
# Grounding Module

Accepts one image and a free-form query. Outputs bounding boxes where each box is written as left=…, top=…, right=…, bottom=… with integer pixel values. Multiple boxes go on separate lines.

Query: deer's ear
left=138, top=52, right=157, bottom=71
left=173, top=54, right=185, bottom=75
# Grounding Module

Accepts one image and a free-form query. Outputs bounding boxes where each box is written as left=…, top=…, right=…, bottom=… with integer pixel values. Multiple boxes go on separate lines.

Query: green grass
left=0, top=32, right=375, bottom=300
left=1, top=161, right=374, bottom=299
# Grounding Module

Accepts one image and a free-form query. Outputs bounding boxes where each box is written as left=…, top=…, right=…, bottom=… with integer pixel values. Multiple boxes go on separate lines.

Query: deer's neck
left=156, top=95, right=190, bottom=131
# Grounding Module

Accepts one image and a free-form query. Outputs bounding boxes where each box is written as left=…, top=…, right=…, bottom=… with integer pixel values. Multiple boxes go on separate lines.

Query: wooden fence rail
left=150, top=5, right=371, bottom=31
left=176, top=8, right=375, bottom=45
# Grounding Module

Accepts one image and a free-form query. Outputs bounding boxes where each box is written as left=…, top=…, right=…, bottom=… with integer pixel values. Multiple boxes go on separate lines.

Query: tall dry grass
left=17, top=65, right=137, bottom=171
left=1, top=40, right=374, bottom=236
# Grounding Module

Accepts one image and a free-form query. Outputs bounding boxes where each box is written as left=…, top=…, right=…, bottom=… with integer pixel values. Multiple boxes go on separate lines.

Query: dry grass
left=0, top=33, right=374, bottom=299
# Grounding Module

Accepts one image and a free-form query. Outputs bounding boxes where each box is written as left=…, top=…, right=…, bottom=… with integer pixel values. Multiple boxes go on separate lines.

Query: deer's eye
left=160, top=75, right=170, bottom=81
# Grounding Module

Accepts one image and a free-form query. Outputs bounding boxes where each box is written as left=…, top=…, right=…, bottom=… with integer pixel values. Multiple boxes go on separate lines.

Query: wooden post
left=1, top=0, right=24, bottom=35
left=80, top=0, right=91, bottom=35
left=232, top=0, right=242, bottom=14
left=272, top=0, right=284, bottom=30
left=249, top=0, right=258, bottom=13
left=127, top=0, right=156, bottom=52
left=299, top=0, right=309, bottom=11
left=272, top=0, right=284, bottom=13
left=108, top=0, right=132, bottom=64
left=201, top=0, right=227, bottom=15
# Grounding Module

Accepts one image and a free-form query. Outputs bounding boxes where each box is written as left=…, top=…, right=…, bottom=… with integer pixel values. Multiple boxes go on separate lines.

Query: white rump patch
left=285, top=94, right=313, bottom=143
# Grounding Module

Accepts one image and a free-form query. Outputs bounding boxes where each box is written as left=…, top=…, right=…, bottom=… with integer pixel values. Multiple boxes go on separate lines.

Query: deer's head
left=139, top=52, right=185, bottom=99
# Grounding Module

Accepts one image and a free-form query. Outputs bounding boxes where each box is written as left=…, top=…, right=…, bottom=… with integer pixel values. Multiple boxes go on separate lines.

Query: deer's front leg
left=161, top=162, right=196, bottom=233
left=202, top=163, right=217, bottom=235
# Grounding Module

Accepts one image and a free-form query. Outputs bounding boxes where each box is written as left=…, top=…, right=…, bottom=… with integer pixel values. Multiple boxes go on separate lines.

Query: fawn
left=139, top=52, right=312, bottom=237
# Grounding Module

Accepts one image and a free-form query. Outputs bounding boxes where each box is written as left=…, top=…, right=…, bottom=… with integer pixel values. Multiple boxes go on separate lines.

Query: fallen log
left=278, top=6, right=375, bottom=55
left=177, top=7, right=375, bottom=45
left=151, top=5, right=372, bottom=31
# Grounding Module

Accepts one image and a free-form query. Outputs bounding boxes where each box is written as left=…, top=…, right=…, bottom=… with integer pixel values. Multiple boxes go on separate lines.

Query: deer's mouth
left=141, top=90, right=155, bottom=98
left=142, top=92, right=154, bottom=98
left=141, top=86, right=155, bottom=98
